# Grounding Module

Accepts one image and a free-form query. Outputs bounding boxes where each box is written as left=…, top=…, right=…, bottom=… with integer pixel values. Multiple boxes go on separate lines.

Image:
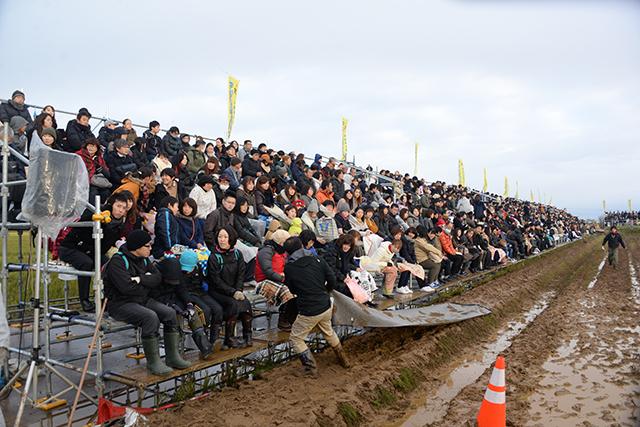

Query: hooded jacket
left=0, top=100, right=32, bottom=124
left=104, top=246, right=162, bottom=309
left=284, top=249, right=336, bottom=317
left=152, top=207, right=179, bottom=258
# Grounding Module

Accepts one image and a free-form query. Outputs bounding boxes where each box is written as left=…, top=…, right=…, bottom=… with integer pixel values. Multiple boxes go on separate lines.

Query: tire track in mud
left=150, top=238, right=600, bottom=427
left=437, top=232, right=640, bottom=427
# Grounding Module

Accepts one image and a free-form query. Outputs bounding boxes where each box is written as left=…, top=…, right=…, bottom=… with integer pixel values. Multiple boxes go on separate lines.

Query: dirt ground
left=150, top=232, right=640, bottom=426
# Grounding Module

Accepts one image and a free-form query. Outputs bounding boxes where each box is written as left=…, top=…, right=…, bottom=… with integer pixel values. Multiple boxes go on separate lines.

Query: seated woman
left=234, top=196, right=262, bottom=247
left=189, top=174, right=217, bottom=220
left=206, top=225, right=253, bottom=348
left=176, top=197, right=206, bottom=249
left=359, top=239, right=402, bottom=298
left=255, top=175, right=276, bottom=224
left=104, top=230, right=191, bottom=375
left=321, top=233, right=359, bottom=299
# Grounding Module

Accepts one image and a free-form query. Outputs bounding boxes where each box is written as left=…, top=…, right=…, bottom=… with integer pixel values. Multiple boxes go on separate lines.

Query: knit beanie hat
left=158, top=258, right=182, bottom=285
left=337, top=199, right=350, bottom=213
left=307, top=199, right=319, bottom=213
left=271, top=229, right=291, bottom=246
left=9, top=116, right=28, bottom=132
left=11, top=90, right=25, bottom=99
left=179, top=250, right=199, bottom=272
left=41, top=127, right=57, bottom=141
left=126, top=230, right=151, bottom=251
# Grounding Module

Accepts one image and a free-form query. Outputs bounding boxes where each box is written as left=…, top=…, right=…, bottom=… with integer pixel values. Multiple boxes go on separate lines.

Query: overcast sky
left=1, top=0, right=638, bottom=219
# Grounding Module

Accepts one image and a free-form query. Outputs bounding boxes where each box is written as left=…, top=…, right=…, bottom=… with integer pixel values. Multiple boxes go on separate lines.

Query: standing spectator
left=64, top=108, right=94, bottom=152
left=283, top=237, right=350, bottom=377
left=0, top=89, right=31, bottom=124
left=143, top=120, right=162, bottom=161
left=160, top=126, right=182, bottom=157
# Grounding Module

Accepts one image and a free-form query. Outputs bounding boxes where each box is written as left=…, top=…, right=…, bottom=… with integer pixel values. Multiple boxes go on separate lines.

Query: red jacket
left=76, top=147, right=109, bottom=180
left=439, top=232, right=457, bottom=256
left=255, top=249, right=286, bottom=283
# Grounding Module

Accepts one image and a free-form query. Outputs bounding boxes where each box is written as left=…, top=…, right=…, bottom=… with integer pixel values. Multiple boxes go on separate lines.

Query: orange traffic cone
left=477, top=355, right=506, bottom=427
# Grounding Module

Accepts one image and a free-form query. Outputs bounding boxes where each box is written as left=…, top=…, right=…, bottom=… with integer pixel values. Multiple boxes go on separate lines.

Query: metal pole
left=32, top=230, right=42, bottom=401
left=2, top=121, right=9, bottom=311
left=43, top=234, right=53, bottom=397
left=92, top=195, right=104, bottom=397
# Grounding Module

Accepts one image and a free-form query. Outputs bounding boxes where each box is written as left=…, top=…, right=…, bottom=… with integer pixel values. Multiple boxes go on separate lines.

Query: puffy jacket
left=255, top=241, right=286, bottom=283
left=76, top=147, right=109, bottom=180
left=105, top=151, right=137, bottom=186
left=321, top=241, right=357, bottom=283
left=203, top=208, right=235, bottom=248
left=160, top=133, right=182, bottom=157
left=142, top=130, right=161, bottom=161
left=98, top=126, right=118, bottom=150
left=241, top=158, right=261, bottom=177
left=284, top=249, right=336, bottom=317
left=235, top=212, right=261, bottom=246
left=104, top=247, right=161, bottom=309
left=64, top=120, right=95, bottom=153
left=255, top=188, right=275, bottom=216
left=189, top=184, right=217, bottom=219
left=149, top=257, right=191, bottom=305
left=152, top=207, right=179, bottom=258
left=206, top=247, right=246, bottom=296
left=0, top=100, right=31, bottom=124
left=186, top=147, right=207, bottom=174
left=439, top=232, right=457, bottom=256
left=414, top=237, right=443, bottom=263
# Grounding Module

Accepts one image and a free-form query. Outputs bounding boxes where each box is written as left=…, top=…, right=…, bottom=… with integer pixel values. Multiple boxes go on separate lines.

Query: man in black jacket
left=64, top=108, right=94, bottom=152
left=143, top=121, right=162, bottom=161
left=602, top=226, right=626, bottom=268
left=283, top=237, right=350, bottom=377
left=104, top=230, right=191, bottom=375
left=0, top=90, right=32, bottom=124
left=160, top=126, right=182, bottom=157
left=58, top=192, right=129, bottom=312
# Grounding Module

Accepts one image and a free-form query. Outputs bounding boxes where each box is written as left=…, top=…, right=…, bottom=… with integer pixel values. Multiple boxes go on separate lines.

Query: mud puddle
left=402, top=292, right=556, bottom=427
left=586, top=256, right=606, bottom=289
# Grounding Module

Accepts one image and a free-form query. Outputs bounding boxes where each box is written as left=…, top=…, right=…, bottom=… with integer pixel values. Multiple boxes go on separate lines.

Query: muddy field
left=151, top=231, right=640, bottom=426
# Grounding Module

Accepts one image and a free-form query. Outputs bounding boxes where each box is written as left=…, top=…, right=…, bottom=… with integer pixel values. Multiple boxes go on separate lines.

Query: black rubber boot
left=209, top=322, right=221, bottom=348
left=299, top=350, right=318, bottom=377
left=192, top=328, right=213, bottom=360
left=222, top=320, right=242, bottom=350
left=241, top=315, right=253, bottom=348
left=141, top=336, right=173, bottom=376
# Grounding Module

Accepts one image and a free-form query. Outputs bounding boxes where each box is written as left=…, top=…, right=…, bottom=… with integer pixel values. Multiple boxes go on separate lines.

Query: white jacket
left=189, top=185, right=217, bottom=219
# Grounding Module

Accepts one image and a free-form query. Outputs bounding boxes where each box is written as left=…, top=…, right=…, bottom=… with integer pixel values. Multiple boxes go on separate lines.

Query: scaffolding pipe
left=2, top=121, right=8, bottom=311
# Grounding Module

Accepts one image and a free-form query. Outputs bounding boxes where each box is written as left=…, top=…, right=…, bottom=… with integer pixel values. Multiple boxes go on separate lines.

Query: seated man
left=152, top=196, right=179, bottom=259
left=104, top=230, right=191, bottom=375
left=283, top=237, right=350, bottom=377
left=58, top=192, right=129, bottom=312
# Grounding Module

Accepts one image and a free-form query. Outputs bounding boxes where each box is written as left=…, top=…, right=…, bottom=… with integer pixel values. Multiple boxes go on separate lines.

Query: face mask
left=220, top=184, right=229, bottom=191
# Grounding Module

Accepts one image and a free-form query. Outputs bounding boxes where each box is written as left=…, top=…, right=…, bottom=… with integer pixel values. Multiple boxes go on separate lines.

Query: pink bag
left=344, top=277, right=370, bottom=304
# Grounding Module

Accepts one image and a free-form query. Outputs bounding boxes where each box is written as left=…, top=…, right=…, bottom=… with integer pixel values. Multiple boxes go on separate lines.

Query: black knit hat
left=126, top=230, right=151, bottom=251
left=158, top=258, right=181, bottom=285
left=11, top=90, right=25, bottom=99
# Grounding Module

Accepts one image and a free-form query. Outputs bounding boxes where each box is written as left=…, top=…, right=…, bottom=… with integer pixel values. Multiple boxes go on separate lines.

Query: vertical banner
left=603, top=200, right=606, bottom=212
left=414, top=142, right=419, bottom=176
left=458, top=159, right=465, bottom=187
left=341, top=117, right=348, bottom=161
left=227, top=75, right=239, bottom=140
left=530, top=190, right=534, bottom=202
left=629, top=199, right=633, bottom=212
left=515, top=181, right=519, bottom=200
left=503, top=176, right=509, bottom=198
left=483, top=168, right=488, bottom=193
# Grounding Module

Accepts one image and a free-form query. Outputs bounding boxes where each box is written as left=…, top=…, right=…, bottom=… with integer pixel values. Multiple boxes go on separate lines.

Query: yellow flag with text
left=629, top=199, right=633, bottom=212
left=458, top=159, right=465, bottom=187
left=515, top=181, right=519, bottom=199
left=227, top=75, right=239, bottom=140
left=530, top=190, right=534, bottom=202
left=483, top=168, right=488, bottom=192
left=503, top=177, right=509, bottom=198
left=341, top=118, right=348, bottom=161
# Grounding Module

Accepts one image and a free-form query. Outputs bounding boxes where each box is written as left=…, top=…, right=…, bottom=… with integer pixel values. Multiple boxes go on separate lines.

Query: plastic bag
left=21, top=132, right=89, bottom=238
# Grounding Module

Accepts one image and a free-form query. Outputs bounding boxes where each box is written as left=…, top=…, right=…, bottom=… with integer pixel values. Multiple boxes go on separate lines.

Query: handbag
left=90, top=173, right=112, bottom=189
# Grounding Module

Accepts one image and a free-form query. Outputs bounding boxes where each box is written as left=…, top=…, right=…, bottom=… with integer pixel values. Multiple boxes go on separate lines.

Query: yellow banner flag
left=515, top=181, right=519, bottom=199
left=227, top=75, right=239, bottom=140
left=629, top=199, right=633, bottom=212
left=483, top=168, right=488, bottom=192
left=503, top=176, right=509, bottom=198
left=414, top=142, right=419, bottom=176
left=530, top=190, right=534, bottom=202
left=341, top=118, right=348, bottom=161
left=458, top=159, right=465, bottom=187
left=603, top=200, right=606, bottom=212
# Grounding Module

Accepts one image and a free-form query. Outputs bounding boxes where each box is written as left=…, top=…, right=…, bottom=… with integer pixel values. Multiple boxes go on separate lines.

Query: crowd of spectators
left=0, top=89, right=586, bottom=375
left=604, top=211, right=639, bottom=227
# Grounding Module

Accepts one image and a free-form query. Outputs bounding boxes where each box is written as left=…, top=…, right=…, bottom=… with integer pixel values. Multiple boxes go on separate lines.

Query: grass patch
left=173, top=375, right=197, bottom=402
left=337, top=402, right=363, bottom=427
left=371, top=385, right=397, bottom=409
left=393, top=368, right=420, bottom=393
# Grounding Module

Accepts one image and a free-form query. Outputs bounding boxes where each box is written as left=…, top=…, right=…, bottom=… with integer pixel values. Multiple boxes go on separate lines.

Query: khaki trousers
left=290, top=305, right=340, bottom=354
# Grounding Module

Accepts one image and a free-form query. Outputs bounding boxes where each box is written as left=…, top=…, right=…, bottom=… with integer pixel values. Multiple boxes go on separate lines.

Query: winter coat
left=104, top=246, right=162, bottom=309
left=206, top=247, right=246, bottom=296
left=152, top=207, right=179, bottom=258
left=284, top=249, right=336, bottom=317
left=255, top=241, right=286, bottom=283
left=105, top=151, right=137, bottom=186
left=143, top=130, right=161, bottom=161
left=160, top=133, right=182, bottom=157
left=414, top=237, right=443, bottom=263
left=236, top=188, right=257, bottom=219
left=153, top=180, right=188, bottom=211
left=241, top=158, right=261, bottom=177
left=98, top=126, right=118, bottom=150
left=399, top=235, right=417, bottom=264
left=0, top=100, right=31, bottom=124
left=235, top=212, right=261, bottom=246
left=456, top=197, right=473, bottom=214
left=76, top=147, right=109, bottom=180
left=603, top=232, right=625, bottom=249
left=255, top=188, right=275, bottom=216
left=203, top=208, right=235, bottom=248
left=185, top=148, right=205, bottom=175
left=189, top=184, right=217, bottom=219
left=130, top=144, right=149, bottom=169
left=149, top=257, right=191, bottom=305
left=222, top=166, right=242, bottom=191
left=176, top=215, right=205, bottom=249
left=439, top=232, right=457, bottom=256
left=60, top=209, right=125, bottom=256
left=321, top=241, right=358, bottom=283
left=64, top=120, right=95, bottom=153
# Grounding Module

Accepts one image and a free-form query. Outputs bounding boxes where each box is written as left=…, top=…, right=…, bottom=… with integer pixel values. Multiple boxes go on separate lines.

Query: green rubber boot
left=141, top=336, right=173, bottom=376
left=164, top=330, right=192, bottom=369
